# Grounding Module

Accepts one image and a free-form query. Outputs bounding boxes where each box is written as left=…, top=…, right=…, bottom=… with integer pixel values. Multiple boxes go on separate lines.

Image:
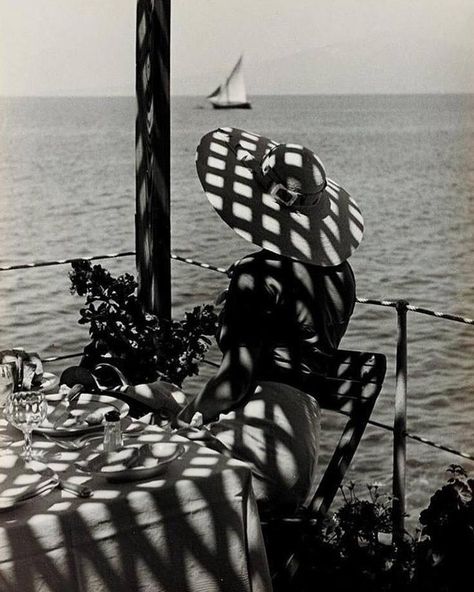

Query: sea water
left=0, top=94, right=473, bottom=523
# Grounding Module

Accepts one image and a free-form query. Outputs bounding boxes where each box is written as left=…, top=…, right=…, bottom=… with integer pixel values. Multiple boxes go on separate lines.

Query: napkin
left=0, top=456, right=57, bottom=509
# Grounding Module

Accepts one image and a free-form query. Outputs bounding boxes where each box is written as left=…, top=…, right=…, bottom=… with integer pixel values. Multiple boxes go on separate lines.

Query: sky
left=0, top=0, right=473, bottom=96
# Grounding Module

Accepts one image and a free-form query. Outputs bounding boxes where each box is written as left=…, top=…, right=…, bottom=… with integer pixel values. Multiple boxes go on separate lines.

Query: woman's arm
left=177, top=254, right=273, bottom=426
left=177, top=343, right=261, bottom=425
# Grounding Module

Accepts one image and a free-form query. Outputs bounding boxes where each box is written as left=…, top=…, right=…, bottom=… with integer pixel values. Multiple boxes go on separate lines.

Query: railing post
left=135, top=0, right=171, bottom=318
left=393, top=299, right=408, bottom=543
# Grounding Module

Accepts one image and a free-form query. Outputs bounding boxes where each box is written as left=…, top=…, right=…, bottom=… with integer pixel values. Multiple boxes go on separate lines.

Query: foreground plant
left=293, top=483, right=413, bottom=591
left=69, top=259, right=217, bottom=386
left=415, top=464, right=474, bottom=591
left=267, top=466, right=473, bottom=592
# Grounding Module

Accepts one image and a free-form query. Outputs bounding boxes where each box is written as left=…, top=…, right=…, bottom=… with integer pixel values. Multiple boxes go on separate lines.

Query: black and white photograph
left=0, top=1, right=473, bottom=590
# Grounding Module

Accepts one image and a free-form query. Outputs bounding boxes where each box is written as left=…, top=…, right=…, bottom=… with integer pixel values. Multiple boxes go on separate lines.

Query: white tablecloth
left=0, top=420, right=272, bottom=592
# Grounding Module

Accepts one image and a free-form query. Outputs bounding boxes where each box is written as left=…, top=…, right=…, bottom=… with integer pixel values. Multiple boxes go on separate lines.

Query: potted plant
left=69, top=259, right=218, bottom=387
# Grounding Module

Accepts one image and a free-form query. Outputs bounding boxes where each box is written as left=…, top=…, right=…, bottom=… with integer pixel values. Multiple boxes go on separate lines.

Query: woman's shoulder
left=230, top=251, right=354, bottom=281
left=226, top=251, right=285, bottom=300
left=230, top=250, right=285, bottom=274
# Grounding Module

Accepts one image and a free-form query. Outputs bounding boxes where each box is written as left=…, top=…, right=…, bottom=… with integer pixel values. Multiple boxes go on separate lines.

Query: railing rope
left=357, top=297, right=474, bottom=325
left=2, top=251, right=473, bottom=324
left=42, top=352, right=84, bottom=363
left=336, top=412, right=474, bottom=462
left=0, top=251, right=136, bottom=272
left=170, top=254, right=228, bottom=275
left=0, top=251, right=229, bottom=276
left=405, top=304, right=474, bottom=325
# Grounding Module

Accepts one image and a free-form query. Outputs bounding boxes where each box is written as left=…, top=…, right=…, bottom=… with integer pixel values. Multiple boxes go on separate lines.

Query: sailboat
left=207, top=56, right=252, bottom=110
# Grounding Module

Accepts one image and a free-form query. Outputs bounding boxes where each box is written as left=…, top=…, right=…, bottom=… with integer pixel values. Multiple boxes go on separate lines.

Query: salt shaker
left=103, top=410, right=123, bottom=451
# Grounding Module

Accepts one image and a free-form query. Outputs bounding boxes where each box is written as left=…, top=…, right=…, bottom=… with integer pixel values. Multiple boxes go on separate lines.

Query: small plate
left=35, top=393, right=129, bottom=436
left=79, top=443, right=185, bottom=482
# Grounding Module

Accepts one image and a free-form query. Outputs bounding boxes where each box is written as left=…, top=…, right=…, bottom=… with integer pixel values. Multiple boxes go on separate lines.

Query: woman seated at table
left=172, top=127, right=364, bottom=513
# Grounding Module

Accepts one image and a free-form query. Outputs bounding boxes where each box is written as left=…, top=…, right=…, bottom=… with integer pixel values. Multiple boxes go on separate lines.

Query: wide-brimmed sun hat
left=196, top=127, right=364, bottom=266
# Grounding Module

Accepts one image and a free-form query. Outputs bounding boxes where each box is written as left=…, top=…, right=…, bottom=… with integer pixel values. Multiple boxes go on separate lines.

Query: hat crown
left=260, top=144, right=327, bottom=207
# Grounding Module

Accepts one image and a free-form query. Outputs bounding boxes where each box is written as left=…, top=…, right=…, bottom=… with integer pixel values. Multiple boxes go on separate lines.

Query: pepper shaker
left=103, top=410, right=123, bottom=451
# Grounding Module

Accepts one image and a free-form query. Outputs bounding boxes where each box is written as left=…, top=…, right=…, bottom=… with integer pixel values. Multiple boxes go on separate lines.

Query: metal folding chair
left=305, top=349, right=387, bottom=516
left=262, top=349, right=387, bottom=588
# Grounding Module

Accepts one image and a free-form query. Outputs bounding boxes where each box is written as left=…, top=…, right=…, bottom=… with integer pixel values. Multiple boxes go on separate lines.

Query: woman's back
left=218, top=250, right=356, bottom=386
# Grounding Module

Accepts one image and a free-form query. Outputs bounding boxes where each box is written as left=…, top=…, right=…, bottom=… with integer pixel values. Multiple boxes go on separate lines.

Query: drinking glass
left=0, top=363, right=15, bottom=408
left=4, top=391, right=48, bottom=461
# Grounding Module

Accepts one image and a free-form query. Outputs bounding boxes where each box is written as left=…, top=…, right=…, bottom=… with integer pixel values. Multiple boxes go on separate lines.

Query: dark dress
left=177, top=249, right=356, bottom=509
left=217, top=249, right=356, bottom=395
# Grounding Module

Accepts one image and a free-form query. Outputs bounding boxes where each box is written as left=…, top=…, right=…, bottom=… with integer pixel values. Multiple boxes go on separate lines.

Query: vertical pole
left=393, top=300, right=408, bottom=544
left=135, top=0, right=171, bottom=318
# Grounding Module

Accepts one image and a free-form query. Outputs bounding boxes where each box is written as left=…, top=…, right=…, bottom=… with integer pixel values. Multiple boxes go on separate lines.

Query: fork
left=41, top=433, right=103, bottom=450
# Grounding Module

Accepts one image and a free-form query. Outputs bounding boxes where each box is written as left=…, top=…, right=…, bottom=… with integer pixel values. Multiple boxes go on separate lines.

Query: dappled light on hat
left=196, top=127, right=364, bottom=266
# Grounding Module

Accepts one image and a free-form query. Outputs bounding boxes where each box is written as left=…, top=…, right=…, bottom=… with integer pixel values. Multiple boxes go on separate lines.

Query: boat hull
left=211, top=102, right=252, bottom=110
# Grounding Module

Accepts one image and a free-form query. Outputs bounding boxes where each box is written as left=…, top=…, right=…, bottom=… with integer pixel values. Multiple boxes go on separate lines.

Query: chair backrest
left=303, top=349, right=387, bottom=517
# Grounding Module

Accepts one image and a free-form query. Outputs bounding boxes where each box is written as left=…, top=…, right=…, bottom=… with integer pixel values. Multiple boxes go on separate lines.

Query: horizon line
left=1, top=91, right=474, bottom=99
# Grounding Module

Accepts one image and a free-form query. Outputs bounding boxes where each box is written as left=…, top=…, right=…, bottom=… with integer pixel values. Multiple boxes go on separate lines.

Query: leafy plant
left=267, top=467, right=474, bottom=592
left=335, top=481, right=394, bottom=547
left=290, top=484, right=413, bottom=592
left=415, top=464, right=474, bottom=591
left=69, top=259, right=218, bottom=386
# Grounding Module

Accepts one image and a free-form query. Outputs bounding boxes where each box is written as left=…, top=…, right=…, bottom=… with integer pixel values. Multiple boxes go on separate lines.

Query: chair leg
left=306, top=402, right=377, bottom=517
left=262, top=520, right=308, bottom=591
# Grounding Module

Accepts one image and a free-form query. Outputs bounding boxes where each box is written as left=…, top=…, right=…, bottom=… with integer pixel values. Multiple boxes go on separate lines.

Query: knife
left=49, top=384, right=84, bottom=428
left=58, top=479, right=92, bottom=498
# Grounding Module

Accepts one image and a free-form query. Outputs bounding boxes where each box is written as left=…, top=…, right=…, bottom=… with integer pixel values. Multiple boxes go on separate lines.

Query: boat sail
left=207, top=56, right=251, bottom=109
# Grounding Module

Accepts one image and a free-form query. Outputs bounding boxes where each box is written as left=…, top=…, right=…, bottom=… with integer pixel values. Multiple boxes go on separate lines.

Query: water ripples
left=0, top=95, right=473, bottom=520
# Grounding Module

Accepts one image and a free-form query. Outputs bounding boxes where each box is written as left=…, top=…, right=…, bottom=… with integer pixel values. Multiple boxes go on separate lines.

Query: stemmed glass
left=4, top=391, right=48, bottom=461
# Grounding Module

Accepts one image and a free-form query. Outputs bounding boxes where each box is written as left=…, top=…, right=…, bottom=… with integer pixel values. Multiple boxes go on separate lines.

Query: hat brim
left=196, top=127, right=364, bottom=266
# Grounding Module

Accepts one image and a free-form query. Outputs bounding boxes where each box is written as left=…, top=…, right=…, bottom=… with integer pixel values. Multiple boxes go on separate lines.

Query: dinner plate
left=78, top=442, right=185, bottom=483
left=34, top=393, right=129, bottom=436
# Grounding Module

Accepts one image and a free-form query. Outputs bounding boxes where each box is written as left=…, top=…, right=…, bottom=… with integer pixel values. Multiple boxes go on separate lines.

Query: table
left=0, top=419, right=272, bottom=592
